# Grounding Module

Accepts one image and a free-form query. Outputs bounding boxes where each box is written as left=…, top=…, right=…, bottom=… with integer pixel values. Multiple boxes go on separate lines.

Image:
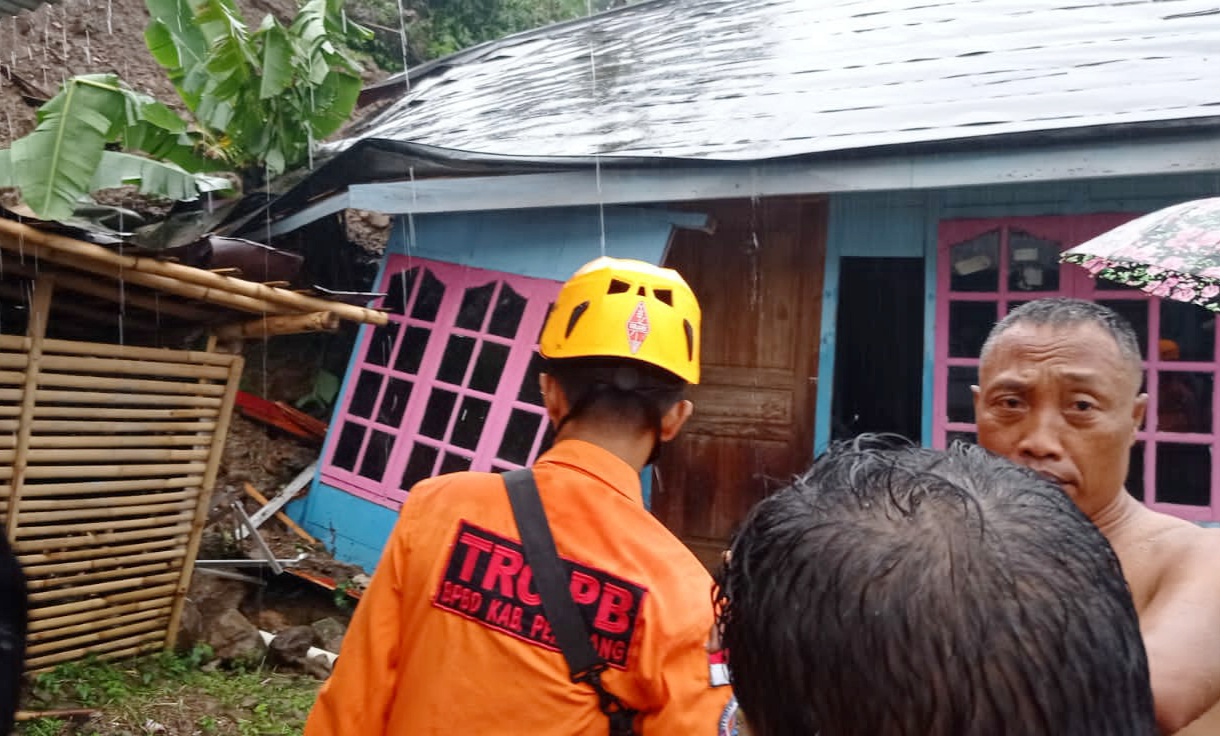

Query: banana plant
left=0, top=74, right=233, bottom=222
left=0, top=0, right=371, bottom=222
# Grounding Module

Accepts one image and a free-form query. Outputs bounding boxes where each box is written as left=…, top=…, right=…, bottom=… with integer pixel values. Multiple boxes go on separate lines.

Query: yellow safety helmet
left=540, top=257, right=701, bottom=384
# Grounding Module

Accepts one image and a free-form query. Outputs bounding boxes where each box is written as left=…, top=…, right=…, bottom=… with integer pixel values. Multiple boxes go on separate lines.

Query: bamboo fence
left=0, top=323, right=243, bottom=673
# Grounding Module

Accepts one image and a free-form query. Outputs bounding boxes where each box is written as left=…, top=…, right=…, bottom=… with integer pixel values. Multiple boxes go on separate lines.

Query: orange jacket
left=305, top=439, right=731, bottom=735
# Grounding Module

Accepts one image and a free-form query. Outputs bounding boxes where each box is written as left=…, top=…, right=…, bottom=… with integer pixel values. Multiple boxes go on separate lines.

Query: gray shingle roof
left=336, top=0, right=1220, bottom=162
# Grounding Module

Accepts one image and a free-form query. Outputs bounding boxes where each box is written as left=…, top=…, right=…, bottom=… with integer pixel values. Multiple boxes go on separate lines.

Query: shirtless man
left=973, top=298, right=1220, bottom=734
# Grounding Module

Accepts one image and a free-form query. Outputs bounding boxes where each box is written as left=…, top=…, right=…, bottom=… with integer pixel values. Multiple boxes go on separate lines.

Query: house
left=0, top=208, right=387, bottom=671
left=266, top=0, right=1220, bottom=572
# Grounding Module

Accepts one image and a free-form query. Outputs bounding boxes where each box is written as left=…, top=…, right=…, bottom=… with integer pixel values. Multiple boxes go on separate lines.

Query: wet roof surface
left=336, top=0, right=1220, bottom=161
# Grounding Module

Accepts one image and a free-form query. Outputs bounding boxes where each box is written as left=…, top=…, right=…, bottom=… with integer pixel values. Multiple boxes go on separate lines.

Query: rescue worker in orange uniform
left=305, top=257, right=732, bottom=735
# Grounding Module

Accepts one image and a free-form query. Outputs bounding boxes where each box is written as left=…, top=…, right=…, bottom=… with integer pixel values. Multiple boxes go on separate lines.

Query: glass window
left=437, top=335, right=476, bottom=386
left=1127, top=442, right=1145, bottom=501
left=366, top=323, right=399, bottom=367
left=499, top=410, right=543, bottom=466
left=420, top=389, right=458, bottom=440
left=1156, top=443, right=1211, bottom=506
left=394, top=326, right=431, bottom=375
left=456, top=282, right=495, bottom=331
left=1098, top=300, right=1150, bottom=360
left=359, top=430, right=395, bottom=480
left=332, top=422, right=365, bottom=472
left=948, top=230, right=1000, bottom=292
left=948, top=301, right=996, bottom=358
left=401, top=443, right=439, bottom=491
left=377, top=378, right=413, bottom=427
left=946, top=366, right=978, bottom=424
left=383, top=268, right=418, bottom=315
left=489, top=285, right=528, bottom=338
left=349, top=371, right=383, bottom=419
left=1157, top=372, right=1213, bottom=434
left=470, top=342, right=509, bottom=394
left=1160, top=300, right=1215, bottom=363
left=450, top=397, right=491, bottom=450
left=412, top=270, right=446, bottom=322
left=1007, top=229, right=1061, bottom=292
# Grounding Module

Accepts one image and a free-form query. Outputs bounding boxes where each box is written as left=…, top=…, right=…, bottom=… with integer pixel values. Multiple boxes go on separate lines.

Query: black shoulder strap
left=503, top=469, right=638, bottom=736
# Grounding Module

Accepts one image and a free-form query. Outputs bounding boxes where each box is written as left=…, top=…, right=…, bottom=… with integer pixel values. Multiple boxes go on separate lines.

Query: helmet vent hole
left=653, top=289, right=673, bottom=306
left=637, top=286, right=647, bottom=296
left=607, top=279, right=631, bottom=295
left=565, top=301, right=590, bottom=338
left=683, top=320, right=695, bottom=361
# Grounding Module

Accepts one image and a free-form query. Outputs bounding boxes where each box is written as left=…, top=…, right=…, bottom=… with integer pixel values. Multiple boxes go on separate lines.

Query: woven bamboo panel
left=0, top=333, right=243, bottom=672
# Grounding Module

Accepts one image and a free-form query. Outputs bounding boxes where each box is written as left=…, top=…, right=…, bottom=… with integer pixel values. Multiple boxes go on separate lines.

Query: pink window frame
left=320, top=256, right=562, bottom=509
left=933, top=213, right=1220, bottom=522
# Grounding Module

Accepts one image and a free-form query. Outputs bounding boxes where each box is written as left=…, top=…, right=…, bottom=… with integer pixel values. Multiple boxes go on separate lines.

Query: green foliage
left=17, top=646, right=319, bottom=736
left=148, top=0, right=372, bottom=178
left=0, top=74, right=233, bottom=220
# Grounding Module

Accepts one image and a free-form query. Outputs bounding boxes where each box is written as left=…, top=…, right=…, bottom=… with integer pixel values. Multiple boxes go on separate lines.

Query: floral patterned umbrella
left=1061, top=197, right=1220, bottom=312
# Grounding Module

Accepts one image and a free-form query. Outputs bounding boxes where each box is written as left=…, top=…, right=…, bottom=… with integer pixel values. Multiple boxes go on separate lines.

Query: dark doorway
left=831, top=257, right=924, bottom=442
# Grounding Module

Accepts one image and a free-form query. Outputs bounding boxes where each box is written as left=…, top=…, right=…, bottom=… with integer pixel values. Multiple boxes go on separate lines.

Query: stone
left=187, top=572, right=250, bottom=617
left=175, top=599, right=203, bottom=652
left=269, top=625, right=315, bottom=667
left=204, top=608, right=266, bottom=663
left=310, top=617, right=346, bottom=653
left=303, top=652, right=333, bottom=681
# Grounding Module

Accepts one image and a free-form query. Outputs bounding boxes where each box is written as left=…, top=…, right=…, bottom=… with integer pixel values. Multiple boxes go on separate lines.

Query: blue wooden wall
left=814, top=172, right=1220, bottom=455
left=289, top=205, right=692, bottom=572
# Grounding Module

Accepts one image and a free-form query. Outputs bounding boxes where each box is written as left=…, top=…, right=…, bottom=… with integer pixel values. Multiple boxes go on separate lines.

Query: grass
left=16, top=647, right=321, bottom=736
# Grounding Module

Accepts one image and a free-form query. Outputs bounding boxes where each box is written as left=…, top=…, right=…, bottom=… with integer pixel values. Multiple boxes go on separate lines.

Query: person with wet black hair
left=714, top=435, right=1156, bottom=736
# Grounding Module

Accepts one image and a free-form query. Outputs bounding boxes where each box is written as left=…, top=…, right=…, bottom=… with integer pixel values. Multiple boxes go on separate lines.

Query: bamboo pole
left=13, top=447, right=212, bottom=464
left=38, top=354, right=231, bottom=380
left=0, top=354, right=27, bottom=370
left=10, top=475, right=202, bottom=498
left=17, top=511, right=194, bottom=539
left=15, top=525, right=193, bottom=552
left=27, top=560, right=180, bottom=595
left=166, top=353, right=243, bottom=650
left=30, top=583, right=179, bottom=623
left=35, top=336, right=235, bottom=366
left=27, top=571, right=181, bottom=603
left=34, top=371, right=228, bottom=396
left=15, top=708, right=101, bottom=721
left=31, top=407, right=218, bottom=419
left=20, top=419, right=217, bottom=433
left=28, top=606, right=171, bottom=643
left=23, top=548, right=185, bottom=577
left=0, top=219, right=388, bottom=325
left=21, top=435, right=213, bottom=449
left=20, top=536, right=188, bottom=567
left=19, top=490, right=198, bottom=511
left=7, top=275, right=53, bottom=538
left=26, top=617, right=170, bottom=657
left=16, top=462, right=208, bottom=480
left=12, top=389, right=223, bottom=407
left=0, top=260, right=215, bottom=322
left=19, top=498, right=196, bottom=524
left=242, top=482, right=318, bottom=544
left=213, top=311, right=340, bottom=340
left=24, top=631, right=165, bottom=672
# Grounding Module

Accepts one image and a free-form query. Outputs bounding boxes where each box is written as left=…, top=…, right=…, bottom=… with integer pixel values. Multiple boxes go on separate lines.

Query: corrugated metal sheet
left=335, top=0, right=1220, bottom=162
left=0, top=0, right=58, bottom=17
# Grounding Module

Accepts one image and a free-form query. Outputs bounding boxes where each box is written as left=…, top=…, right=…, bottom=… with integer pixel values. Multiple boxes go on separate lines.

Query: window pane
left=498, top=410, right=543, bottom=465
left=412, top=269, right=446, bottom=322
left=332, top=422, right=365, bottom=471
left=451, top=396, right=491, bottom=450
left=488, top=284, right=527, bottom=338
left=394, top=326, right=431, bottom=375
left=518, top=352, right=546, bottom=406
left=420, top=389, right=457, bottom=440
left=439, top=452, right=473, bottom=475
left=1007, top=229, right=1061, bottom=292
left=377, top=378, right=412, bottom=426
left=401, top=443, right=439, bottom=491
left=359, top=430, right=394, bottom=481
left=470, top=342, right=509, bottom=394
left=1098, top=300, right=1149, bottom=360
left=456, top=282, right=495, bottom=331
left=383, top=268, right=418, bottom=315
left=946, top=366, right=978, bottom=424
left=1157, top=372, right=1213, bottom=434
left=349, top=370, right=383, bottom=419
left=366, top=323, right=399, bottom=367
left=1160, top=300, right=1214, bottom=363
left=945, top=431, right=977, bottom=447
left=1156, top=443, right=1211, bottom=506
left=948, top=301, right=996, bottom=358
left=948, top=230, right=1000, bottom=292
left=1127, top=441, right=1145, bottom=501
left=1094, top=276, right=1139, bottom=292
left=437, top=335, right=476, bottom=386
left=538, top=425, right=556, bottom=457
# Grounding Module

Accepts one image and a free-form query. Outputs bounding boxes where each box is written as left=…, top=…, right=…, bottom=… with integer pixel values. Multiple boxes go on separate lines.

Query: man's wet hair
left=714, top=435, right=1155, bottom=736
left=981, top=297, right=1143, bottom=378
left=543, top=356, right=685, bottom=432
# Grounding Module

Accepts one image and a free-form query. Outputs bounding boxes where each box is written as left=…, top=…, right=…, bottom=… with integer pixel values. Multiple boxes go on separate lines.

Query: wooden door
left=653, top=198, right=827, bottom=568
